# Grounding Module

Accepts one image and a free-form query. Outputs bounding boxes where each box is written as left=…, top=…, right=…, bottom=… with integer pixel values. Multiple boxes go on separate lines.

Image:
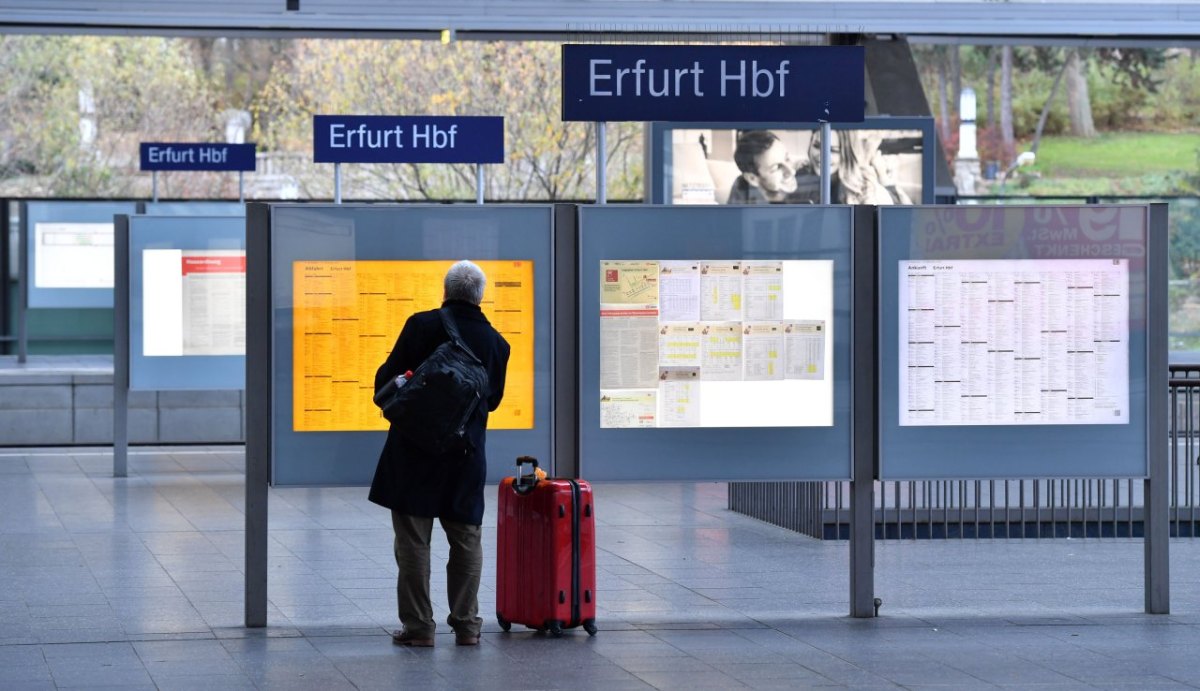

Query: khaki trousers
left=391, top=512, right=483, bottom=637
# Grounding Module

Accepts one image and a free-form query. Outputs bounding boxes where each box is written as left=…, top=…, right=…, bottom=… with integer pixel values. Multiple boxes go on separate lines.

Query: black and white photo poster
left=668, top=127, right=924, bottom=206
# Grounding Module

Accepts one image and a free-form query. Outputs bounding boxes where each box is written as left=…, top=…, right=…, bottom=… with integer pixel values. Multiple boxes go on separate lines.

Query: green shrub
left=1087, top=62, right=1151, bottom=130
left=1144, top=52, right=1200, bottom=129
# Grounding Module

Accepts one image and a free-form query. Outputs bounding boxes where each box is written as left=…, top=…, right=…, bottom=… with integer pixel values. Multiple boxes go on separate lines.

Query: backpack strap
left=439, top=307, right=483, bottom=363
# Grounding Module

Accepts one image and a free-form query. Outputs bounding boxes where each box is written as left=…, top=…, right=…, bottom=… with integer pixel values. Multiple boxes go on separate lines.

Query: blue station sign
left=140, top=143, right=257, bottom=171
left=312, top=115, right=505, bottom=164
left=562, top=44, right=865, bottom=123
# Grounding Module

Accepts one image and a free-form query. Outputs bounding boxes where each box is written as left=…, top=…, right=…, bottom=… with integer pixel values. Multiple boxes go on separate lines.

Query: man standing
left=369, top=260, right=510, bottom=647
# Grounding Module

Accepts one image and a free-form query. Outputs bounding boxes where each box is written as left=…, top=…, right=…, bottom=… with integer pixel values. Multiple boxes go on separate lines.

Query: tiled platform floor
left=3, top=446, right=1200, bottom=689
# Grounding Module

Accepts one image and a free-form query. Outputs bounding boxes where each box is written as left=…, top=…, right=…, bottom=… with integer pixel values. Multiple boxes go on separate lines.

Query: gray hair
left=443, top=260, right=487, bottom=305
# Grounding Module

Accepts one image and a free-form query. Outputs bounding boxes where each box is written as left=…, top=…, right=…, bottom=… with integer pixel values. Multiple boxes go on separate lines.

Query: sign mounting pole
left=596, top=122, right=607, bottom=205
left=821, top=121, right=833, bottom=205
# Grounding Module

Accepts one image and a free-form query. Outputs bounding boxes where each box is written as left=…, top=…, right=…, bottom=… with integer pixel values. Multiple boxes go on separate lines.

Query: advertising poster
left=292, top=260, right=534, bottom=432
left=667, top=127, right=924, bottom=206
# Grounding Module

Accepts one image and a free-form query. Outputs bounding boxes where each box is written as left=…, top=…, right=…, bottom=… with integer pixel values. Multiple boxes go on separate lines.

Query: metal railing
left=729, top=364, right=1200, bottom=539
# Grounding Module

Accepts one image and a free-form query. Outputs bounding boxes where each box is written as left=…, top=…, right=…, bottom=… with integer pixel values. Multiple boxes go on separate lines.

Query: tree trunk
left=1031, top=52, right=1070, bottom=155
left=1065, top=49, right=1097, bottom=137
left=950, top=45, right=962, bottom=112
left=985, top=48, right=997, bottom=128
left=1001, top=46, right=1015, bottom=163
left=937, top=49, right=951, bottom=145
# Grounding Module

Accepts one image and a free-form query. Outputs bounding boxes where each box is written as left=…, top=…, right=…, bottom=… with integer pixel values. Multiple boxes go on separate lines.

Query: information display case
left=265, top=204, right=552, bottom=487
left=23, top=201, right=139, bottom=308
left=879, top=205, right=1152, bottom=479
left=126, top=215, right=246, bottom=391
left=579, top=205, right=854, bottom=481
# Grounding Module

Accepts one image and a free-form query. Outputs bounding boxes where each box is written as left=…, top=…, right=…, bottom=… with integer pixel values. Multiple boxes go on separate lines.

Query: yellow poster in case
left=293, top=260, right=534, bottom=432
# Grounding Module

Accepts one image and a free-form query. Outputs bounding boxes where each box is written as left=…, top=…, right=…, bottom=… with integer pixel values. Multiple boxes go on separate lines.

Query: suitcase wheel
left=496, top=612, right=511, bottom=632
left=547, top=620, right=564, bottom=637
left=583, top=619, right=598, bottom=636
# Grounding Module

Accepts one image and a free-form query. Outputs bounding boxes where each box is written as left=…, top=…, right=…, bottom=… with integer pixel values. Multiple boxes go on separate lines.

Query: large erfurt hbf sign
left=561, top=44, right=864, bottom=123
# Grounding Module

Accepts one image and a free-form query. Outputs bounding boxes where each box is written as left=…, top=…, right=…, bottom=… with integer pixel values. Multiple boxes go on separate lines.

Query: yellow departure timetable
left=293, top=260, right=535, bottom=432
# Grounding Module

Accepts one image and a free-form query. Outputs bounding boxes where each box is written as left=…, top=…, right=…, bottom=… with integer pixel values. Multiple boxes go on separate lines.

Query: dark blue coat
left=368, top=300, right=510, bottom=525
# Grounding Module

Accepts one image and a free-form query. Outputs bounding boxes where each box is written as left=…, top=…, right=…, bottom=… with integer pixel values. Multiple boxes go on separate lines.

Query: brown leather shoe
left=392, top=629, right=434, bottom=647
left=455, top=633, right=480, bottom=646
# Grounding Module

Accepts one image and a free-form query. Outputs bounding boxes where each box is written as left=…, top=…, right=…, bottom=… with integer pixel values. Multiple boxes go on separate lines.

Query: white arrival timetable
left=899, top=259, right=1129, bottom=426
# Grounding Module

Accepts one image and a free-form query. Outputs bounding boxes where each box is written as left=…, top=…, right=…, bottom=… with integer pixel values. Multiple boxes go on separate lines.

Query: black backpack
left=374, top=308, right=491, bottom=456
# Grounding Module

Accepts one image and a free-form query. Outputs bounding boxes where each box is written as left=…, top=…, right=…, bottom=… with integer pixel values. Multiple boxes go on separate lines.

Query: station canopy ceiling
left=0, top=0, right=1197, bottom=41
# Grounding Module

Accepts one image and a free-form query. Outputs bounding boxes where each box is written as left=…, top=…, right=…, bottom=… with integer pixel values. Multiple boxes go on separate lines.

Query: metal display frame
left=113, top=213, right=247, bottom=477
left=18, top=200, right=139, bottom=361
left=244, top=201, right=572, bottom=627
left=874, top=203, right=1168, bottom=614
left=576, top=204, right=856, bottom=483
left=878, top=205, right=1153, bottom=480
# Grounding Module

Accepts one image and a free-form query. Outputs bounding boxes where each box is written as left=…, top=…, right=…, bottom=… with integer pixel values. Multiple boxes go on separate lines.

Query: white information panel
left=143, top=249, right=246, bottom=356
left=34, top=222, right=114, bottom=288
left=899, top=258, right=1129, bottom=426
left=599, top=259, right=832, bottom=428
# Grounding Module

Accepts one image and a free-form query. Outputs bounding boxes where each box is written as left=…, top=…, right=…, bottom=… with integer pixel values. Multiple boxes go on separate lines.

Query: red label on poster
left=181, top=255, right=247, bottom=275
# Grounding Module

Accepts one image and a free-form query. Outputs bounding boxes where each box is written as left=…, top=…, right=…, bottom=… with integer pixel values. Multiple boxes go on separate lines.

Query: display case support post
left=244, top=203, right=272, bottom=628
left=1145, top=202, right=1170, bottom=614
left=821, top=122, right=833, bottom=205
left=239, top=171, right=245, bottom=204
left=16, top=203, right=27, bottom=364
left=552, top=204, right=580, bottom=479
left=0, top=200, right=8, bottom=356
left=334, top=163, right=343, bottom=204
left=850, top=204, right=877, bottom=617
left=113, top=216, right=130, bottom=478
left=596, top=122, right=607, bottom=205
left=476, top=165, right=484, bottom=205
left=152, top=172, right=158, bottom=203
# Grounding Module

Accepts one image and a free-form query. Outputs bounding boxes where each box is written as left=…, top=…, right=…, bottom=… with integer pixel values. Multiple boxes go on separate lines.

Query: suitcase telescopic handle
left=514, top=456, right=539, bottom=495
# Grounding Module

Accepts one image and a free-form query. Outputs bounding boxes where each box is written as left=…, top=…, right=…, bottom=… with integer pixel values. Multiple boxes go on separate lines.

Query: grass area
left=1030, top=132, right=1200, bottom=177
left=978, top=131, right=1200, bottom=197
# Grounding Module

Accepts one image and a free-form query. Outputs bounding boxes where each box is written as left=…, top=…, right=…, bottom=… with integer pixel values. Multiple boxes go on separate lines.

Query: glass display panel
left=268, top=204, right=553, bottom=487
left=598, top=259, right=833, bottom=428
left=128, top=215, right=246, bottom=391
left=291, top=259, right=534, bottom=433
left=25, top=201, right=139, bottom=308
left=579, top=205, right=853, bottom=482
left=899, top=258, right=1129, bottom=427
left=879, top=205, right=1149, bottom=479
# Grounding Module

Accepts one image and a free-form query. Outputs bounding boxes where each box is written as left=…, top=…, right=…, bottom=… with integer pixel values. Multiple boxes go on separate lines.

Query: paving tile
left=0, top=681, right=58, bottom=691
left=630, top=669, right=751, bottom=689
left=0, top=663, right=54, bottom=684
left=151, top=675, right=257, bottom=691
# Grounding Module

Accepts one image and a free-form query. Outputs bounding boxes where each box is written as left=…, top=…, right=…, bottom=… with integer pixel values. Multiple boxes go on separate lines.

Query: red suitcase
left=496, top=456, right=597, bottom=636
